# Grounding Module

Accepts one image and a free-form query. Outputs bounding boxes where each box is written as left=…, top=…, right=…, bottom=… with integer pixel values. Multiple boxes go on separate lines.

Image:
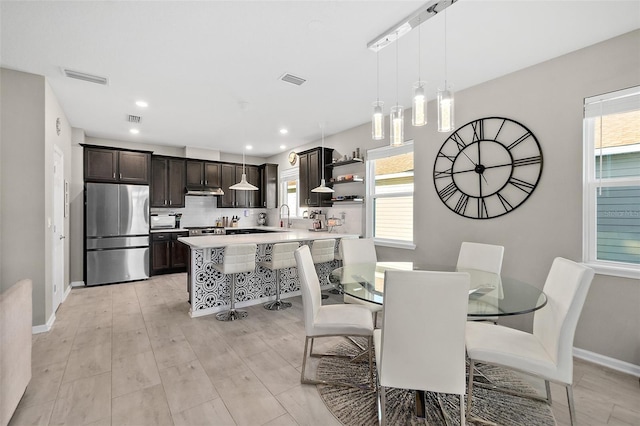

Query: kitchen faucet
left=280, top=204, right=291, bottom=228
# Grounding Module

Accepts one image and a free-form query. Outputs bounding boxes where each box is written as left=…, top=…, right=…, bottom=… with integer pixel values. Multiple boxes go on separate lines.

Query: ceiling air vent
left=63, top=69, right=109, bottom=85
left=127, top=115, right=141, bottom=123
left=279, top=73, right=306, bottom=86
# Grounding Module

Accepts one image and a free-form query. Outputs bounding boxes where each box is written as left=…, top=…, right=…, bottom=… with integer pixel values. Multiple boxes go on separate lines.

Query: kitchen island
left=178, top=228, right=359, bottom=318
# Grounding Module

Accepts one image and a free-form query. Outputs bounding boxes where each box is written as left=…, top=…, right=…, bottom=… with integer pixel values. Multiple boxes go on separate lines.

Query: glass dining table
left=330, top=261, right=547, bottom=319
left=329, top=262, right=548, bottom=419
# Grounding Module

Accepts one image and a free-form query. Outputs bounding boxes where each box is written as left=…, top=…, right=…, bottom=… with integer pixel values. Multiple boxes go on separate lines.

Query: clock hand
left=460, top=150, right=477, bottom=166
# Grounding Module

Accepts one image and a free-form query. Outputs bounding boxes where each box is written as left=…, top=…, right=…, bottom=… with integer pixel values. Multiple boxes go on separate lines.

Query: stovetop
left=184, top=226, right=226, bottom=236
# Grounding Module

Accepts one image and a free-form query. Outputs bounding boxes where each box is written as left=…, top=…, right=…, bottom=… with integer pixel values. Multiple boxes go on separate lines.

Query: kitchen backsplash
left=151, top=196, right=266, bottom=228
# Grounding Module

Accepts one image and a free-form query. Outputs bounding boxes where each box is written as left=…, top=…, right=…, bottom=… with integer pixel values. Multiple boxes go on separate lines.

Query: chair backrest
left=341, top=238, right=377, bottom=266
left=221, top=243, right=257, bottom=274
left=310, top=239, right=336, bottom=264
left=295, top=245, right=322, bottom=336
left=379, top=270, right=470, bottom=395
left=267, top=242, right=299, bottom=270
left=336, top=235, right=359, bottom=260
left=457, top=242, right=504, bottom=274
left=533, top=257, right=595, bottom=384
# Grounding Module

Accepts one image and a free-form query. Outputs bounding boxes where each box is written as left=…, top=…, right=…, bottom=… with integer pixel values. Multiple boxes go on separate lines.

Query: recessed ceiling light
left=280, top=145, right=286, bottom=150
left=246, top=145, right=253, bottom=150
left=280, top=128, right=288, bottom=134
left=135, top=100, right=148, bottom=108
left=130, top=129, right=140, bottom=134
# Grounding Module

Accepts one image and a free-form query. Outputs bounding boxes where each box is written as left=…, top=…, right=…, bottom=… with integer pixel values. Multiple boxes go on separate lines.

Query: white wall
left=1, top=68, right=72, bottom=327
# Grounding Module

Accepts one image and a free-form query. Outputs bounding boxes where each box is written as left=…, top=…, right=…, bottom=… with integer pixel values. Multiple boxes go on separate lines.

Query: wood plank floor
left=10, top=272, right=640, bottom=425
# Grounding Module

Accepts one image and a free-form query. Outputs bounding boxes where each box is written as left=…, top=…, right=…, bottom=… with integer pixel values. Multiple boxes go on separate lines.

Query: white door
left=53, top=146, right=65, bottom=312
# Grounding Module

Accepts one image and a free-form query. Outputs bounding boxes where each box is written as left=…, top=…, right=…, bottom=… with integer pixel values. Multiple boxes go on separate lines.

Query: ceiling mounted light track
left=367, top=0, right=457, bottom=52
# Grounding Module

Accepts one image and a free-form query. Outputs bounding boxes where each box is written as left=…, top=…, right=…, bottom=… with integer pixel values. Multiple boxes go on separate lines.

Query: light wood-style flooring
left=10, top=273, right=640, bottom=425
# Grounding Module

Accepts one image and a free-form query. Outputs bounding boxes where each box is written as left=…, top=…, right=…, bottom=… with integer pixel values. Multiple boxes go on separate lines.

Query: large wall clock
left=433, top=117, right=543, bottom=219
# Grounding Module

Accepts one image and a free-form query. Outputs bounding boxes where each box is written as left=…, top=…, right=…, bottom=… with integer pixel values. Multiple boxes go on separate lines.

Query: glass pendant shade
left=372, top=101, right=385, bottom=140
left=412, top=82, right=427, bottom=126
left=390, top=105, right=404, bottom=146
left=437, top=85, right=455, bottom=132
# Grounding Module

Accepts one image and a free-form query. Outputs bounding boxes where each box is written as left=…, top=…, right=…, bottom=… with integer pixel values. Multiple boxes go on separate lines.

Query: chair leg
left=467, top=360, right=475, bottom=414
left=379, top=386, right=387, bottom=426
left=566, top=384, right=577, bottom=426
left=368, top=336, right=374, bottom=389
left=545, top=380, right=552, bottom=404
left=264, top=269, right=292, bottom=310
left=460, top=394, right=466, bottom=426
left=373, top=311, right=379, bottom=328
left=216, top=273, right=248, bottom=321
left=301, top=336, right=311, bottom=384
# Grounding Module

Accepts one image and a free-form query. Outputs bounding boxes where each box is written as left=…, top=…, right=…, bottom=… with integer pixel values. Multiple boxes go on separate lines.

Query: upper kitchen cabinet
left=151, top=156, right=185, bottom=208
left=298, top=147, right=333, bottom=207
left=219, top=163, right=261, bottom=208
left=84, top=146, right=151, bottom=184
left=186, top=160, right=221, bottom=189
left=260, top=163, right=278, bottom=208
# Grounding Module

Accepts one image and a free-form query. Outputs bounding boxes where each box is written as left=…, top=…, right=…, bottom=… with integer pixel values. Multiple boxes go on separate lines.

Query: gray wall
left=1, top=68, right=72, bottom=326
left=267, top=30, right=640, bottom=366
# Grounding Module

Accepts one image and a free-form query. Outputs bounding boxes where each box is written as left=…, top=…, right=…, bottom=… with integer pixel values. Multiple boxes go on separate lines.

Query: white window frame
left=582, top=86, right=640, bottom=279
left=280, top=167, right=304, bottom=218
left=366, top=141, right=415, bottom=249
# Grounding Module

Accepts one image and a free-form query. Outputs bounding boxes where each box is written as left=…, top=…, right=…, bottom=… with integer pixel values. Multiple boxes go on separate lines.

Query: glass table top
left=330, top=262, right=547, bottom=318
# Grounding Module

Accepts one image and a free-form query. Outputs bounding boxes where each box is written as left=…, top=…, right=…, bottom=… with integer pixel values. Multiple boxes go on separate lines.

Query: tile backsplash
left=151, top=196, right=266, bottom=228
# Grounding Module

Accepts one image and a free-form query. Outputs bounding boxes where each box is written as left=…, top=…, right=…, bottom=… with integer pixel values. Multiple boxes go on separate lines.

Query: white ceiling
left=2, top=1, right=639, bottom=157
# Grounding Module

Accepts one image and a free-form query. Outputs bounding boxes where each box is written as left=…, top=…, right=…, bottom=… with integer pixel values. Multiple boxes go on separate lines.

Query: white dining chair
left=465, top=257, right=595, bottom=426
left=341, top=238, right=383, bottom=327
left=457, top=241, right=504, bottom=323
left=375, top=270, right=470, bottom=426
left=457, top=241, right=504, bottom=274
left=294, top=245, right=374, bottom=389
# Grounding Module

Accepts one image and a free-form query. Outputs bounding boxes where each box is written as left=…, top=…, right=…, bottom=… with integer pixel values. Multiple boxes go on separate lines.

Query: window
left=366, top=142, right=414, bottom=248
left=279, top=167, right=304, bottom=217
left=583, top=87, right=640, bottom=278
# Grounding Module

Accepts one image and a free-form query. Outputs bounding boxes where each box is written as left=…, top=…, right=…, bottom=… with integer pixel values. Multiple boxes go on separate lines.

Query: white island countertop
left=178, top=227, right=359, bottom=249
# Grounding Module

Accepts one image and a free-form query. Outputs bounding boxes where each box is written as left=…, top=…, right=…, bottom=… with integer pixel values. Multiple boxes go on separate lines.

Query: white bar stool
left=213, top=243, right=257, bottom=321
left=310, top=239, right=336, bottom=285
left=259, top=242, right=299, bottom=310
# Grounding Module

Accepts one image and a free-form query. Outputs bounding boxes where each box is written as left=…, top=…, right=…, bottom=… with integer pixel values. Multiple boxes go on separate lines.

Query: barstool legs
left=216, top=273, right=248, bottom=321
left=264, top=270, right=292, bottom=310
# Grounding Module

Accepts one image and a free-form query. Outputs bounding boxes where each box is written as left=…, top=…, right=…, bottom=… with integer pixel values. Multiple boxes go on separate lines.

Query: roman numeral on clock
left=509, top=177, right=536, bottom=194
left=513, top=155, right=542, bottom=167
left=438, top=182, right=458, bottom=201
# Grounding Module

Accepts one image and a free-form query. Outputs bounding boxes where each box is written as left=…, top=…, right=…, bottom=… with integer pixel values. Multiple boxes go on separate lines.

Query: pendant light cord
left=395, top=30, right=399, bottom=107
left=376, top=51, right=380, bottom=103
left=444, top=9, right=448, bottom=88
left=418, top=19, right=421, bottom=81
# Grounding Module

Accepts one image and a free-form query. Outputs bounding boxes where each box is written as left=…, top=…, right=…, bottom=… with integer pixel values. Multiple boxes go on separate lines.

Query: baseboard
left=32, top=312, right=56, bottom=334
left=574, top=347, right=640, bottom=377
left=70, top=281, right=85, bottom=288
left=189, top=290, right=303, bottom=318
left=62, top=284, right=72, bottom=302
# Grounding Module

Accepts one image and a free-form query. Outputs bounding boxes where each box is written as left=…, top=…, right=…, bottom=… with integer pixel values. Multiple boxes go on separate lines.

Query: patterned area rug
left=316, top=339, right=556, bottom=426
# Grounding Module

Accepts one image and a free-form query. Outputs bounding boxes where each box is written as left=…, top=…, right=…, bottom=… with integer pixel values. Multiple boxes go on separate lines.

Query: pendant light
left=311, top=124, right=334, bottom=193
left=230, top=148, right=258, bottom=191
left=390, top=31, right=404, bottom=146
left=437, top=9, right=454, bottom=132
left=412, top=19, right=426, bottom=127
left=372, top=50, right=384, bottom=140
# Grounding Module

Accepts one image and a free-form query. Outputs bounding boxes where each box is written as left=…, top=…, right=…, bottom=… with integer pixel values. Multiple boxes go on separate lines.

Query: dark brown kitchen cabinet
left=298, top=147, right=333, bottom=207
left=84, top=146, right=150, bottom=184
left=219, top=164, right=261, bottom=208
left=260, top=163, right=278, bottom=208
left=186, top=160, right=221, bottom=189
left=151, top=232, right=188, bottom=275
left=151, top=157, right=185, bottom=208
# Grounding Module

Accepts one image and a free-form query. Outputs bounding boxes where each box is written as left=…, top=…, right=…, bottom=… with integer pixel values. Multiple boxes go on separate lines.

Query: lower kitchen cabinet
left=151, top=232, right=188, bottom=275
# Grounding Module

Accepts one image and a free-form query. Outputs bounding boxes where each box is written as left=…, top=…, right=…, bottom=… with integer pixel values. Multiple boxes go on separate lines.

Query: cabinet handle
left=164, top=200, right=167, bottom=205
left=113, top=172, right=116, bottom=179
left=205, top=180, right=208, bottom=185
left=200, top=180, right=203, bottom=185
left=119, top=173, right=122, bottom=180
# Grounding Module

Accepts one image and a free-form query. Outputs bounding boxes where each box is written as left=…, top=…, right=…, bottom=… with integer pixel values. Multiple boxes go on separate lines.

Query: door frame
left=52, top=145, right=65, bottom=312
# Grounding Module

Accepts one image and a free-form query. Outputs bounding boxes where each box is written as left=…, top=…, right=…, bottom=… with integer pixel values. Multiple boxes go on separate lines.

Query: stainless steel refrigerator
left=85, top=183, right=150, bottom=286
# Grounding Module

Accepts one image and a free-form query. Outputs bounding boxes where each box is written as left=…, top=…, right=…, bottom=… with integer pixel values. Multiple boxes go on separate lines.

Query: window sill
left=583, top=262, right=640, bottom=280
left=373, top=239, right=416, bottom=250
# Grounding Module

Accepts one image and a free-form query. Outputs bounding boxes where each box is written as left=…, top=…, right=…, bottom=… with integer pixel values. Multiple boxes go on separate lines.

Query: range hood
left=185, top=188, right=224, bottom=196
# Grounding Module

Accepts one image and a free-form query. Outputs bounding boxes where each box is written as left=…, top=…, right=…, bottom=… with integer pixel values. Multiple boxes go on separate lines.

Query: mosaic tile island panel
left=189, top=240, right=341, bottom=315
